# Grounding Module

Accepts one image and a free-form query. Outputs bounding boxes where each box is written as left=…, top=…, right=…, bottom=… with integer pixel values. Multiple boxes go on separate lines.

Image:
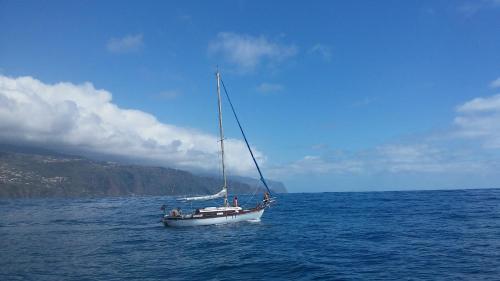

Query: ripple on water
left=1, top=190, right=500, bottom=280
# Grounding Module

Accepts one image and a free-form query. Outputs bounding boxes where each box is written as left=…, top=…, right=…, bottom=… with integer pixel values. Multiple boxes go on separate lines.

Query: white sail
left=179, top=188, right=227, bottom=201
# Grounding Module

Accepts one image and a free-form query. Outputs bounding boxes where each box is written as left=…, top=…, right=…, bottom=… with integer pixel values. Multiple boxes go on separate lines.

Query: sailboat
left=162, top=70, right=274, bottom=227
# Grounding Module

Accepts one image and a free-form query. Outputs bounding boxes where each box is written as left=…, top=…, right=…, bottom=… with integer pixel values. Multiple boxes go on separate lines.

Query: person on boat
left=233, top=196, right=238, bottom=207
left=170, top=207, right=181, bottom=217
left=263, top=192, right=270, bottom=203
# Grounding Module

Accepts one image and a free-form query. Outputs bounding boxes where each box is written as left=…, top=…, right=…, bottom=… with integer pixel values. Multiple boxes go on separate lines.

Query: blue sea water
left=1, top=189, right=500, bottom=280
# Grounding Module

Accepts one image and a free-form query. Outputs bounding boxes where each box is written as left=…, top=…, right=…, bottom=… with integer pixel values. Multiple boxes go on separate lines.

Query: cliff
left=0, top=145, right=286, bottom=198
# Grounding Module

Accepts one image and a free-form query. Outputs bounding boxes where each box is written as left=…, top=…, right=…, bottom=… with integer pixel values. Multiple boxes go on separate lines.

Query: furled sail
left=179, top=188, right=227, bottom=201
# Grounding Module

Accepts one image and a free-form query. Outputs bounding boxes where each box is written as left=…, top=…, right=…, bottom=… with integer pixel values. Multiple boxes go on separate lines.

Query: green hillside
left=0, top=146, right=286, bottom=198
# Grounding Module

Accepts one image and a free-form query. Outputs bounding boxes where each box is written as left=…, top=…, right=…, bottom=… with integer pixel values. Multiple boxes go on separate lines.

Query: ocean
left=1, top=189, right=500, bottom=280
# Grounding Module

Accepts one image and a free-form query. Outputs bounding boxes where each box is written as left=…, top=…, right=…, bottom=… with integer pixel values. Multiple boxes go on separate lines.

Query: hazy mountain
left=0, top=144, right=286, bottom=198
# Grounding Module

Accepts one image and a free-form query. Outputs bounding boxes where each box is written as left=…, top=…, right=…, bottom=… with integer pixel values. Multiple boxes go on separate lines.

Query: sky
left=1, top=0, right=500, bottom=192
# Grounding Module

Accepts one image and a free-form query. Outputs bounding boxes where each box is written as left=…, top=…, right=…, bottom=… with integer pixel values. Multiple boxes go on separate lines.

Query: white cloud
left=156, top=90, right=181, bottom=100
left=178, top=13, right=192, bottom=23
left=106, top=34, right=144, bottom=53
left=208, top=32, right=298, bottom=71
left=276, top=91, right=500, bottom=178
left=0, top=75, right=263, bottom=176
left=456, top=93, right=500, bottom=113
left=256, top=83, right=284, bottom=94
left=374, top=144, right=483, bottom=173
left=270, top=155, right=363, bottom=177
left=454, top=94, right=500, bottom=148
left=272, top=142, right=487, bottom=179
left=270, top=80, right=500, bottom=190
left=308, top=44, right=332, bottom=61
left=311, top=143, right=330, bottom=150
left=490, top=77, right=500, bottom=88
left=457, top=0, right=500, bottom=16
left=352, top=97, right=376, bottom=107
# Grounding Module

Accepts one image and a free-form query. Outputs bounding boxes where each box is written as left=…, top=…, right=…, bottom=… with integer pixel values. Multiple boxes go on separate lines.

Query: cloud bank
left=0, top=75, right=263, bottom=176
left=270, top=90, right=500, bottom=183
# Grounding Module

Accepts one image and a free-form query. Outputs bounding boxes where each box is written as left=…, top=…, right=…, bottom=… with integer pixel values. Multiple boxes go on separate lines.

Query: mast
left=216, top=70, right=229, bottom=206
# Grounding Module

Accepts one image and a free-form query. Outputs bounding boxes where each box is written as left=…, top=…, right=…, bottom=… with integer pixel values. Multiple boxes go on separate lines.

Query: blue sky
left=1, top=0, right=500, bottom=192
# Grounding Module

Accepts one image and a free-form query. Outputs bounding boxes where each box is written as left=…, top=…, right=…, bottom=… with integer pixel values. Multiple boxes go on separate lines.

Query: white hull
left=164, top=208, right=265, bottom=227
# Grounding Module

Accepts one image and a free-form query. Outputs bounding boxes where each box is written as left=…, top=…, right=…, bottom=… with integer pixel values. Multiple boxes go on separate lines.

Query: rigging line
left=243, top=183, right=260, bottom=207
left=220, top=78, right=273, bottom=196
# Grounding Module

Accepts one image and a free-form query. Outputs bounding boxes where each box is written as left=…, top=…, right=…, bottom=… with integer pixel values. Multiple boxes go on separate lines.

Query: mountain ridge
left=0, top=144, right=286, bottom=199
